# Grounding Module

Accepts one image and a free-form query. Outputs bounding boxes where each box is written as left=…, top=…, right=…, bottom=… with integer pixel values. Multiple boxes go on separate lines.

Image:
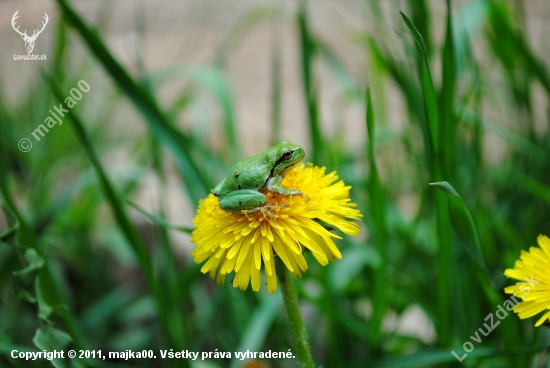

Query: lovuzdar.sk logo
left=12, top=11, right=48, bottom=61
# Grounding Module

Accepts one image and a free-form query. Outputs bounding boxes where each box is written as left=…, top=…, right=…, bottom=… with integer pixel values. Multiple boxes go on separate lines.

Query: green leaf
left=36, top=273, right=56, bottom=322
left=13, top=249, right=44, bottom=303
left=430, top=182, right=487, bottom=269
left=429, top=181, right=460, bottom=198
left=33, top=324, right=72, bottom=368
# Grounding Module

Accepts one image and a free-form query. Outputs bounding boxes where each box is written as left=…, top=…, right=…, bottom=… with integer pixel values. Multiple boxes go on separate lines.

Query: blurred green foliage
left=1, top=0, right=549, bottom=367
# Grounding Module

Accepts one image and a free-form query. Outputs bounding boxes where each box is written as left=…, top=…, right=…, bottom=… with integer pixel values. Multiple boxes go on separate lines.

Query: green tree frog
left=213, top=140, right=306, bottom=214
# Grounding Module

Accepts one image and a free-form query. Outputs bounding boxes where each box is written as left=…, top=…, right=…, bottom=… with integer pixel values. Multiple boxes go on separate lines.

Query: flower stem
left=277, top=261, right=315, bottom=368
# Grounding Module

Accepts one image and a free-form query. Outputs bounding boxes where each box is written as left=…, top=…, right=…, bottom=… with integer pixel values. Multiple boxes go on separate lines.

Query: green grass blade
left=0, top=168, right=32, bottom=251
left=400, top=11, right=439, bottom=155
left=439, top=0, right=457, bottom=179
left=401, top=11, right=452, bottom=347
left=317, top=42, right=360, bottom=97
left=44, top=75, right=155, bottom=287
left=407, top=0, right=432, bottom=56
left=192, top=68, right=239, bottom=160
left=514, top=173, right=550, bottom=205
left=430, top=181, right=523, bottom=363
left=149, top=136, right=188, bottom=352
left=373, top=344, right=546, bottom=368
left=0, top=223, right=18, bottom=242
left=0, top=343, right=37, bottom=355
left=52, top=11, right=69, bottom=80
left=229, top=294, right=282, bottom=368
left=125, top=199, right=193, bottom=234
left=460, top=104, right=550, bottom=164
left=269, top=22, right=282, bottom=146
left=43, top=76, right=188, bottom=355
left=0, top=137, right=88, bottom=350
left=487, top=2, right=550, bottom=95
left=298, top=0, right=324, bottom=164
left=80, top=285, right=137, bottom=332
left=365, top=89, right=387, bottom=348
left=55, top=0, right=210, bottom=204
left=433, top=185, right=452, bottom=347
left=213, top=6, right=274, bottom=68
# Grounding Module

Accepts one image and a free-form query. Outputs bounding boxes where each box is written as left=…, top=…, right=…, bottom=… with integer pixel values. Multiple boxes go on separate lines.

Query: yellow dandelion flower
left=504, top=235, right=550, bottom=327
left=191, top=163, right=362, bottom=294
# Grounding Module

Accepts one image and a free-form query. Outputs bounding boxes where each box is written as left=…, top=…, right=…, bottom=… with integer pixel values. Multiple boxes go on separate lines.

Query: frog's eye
left=282, top=151, right=293, bottom=160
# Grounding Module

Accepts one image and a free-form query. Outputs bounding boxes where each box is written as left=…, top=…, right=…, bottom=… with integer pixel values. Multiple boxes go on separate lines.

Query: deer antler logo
left=11, top=11, right=49, bottom=54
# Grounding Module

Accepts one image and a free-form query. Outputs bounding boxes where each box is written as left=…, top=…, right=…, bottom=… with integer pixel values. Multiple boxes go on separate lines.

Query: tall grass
left=0, top=0, right=549, bottom=367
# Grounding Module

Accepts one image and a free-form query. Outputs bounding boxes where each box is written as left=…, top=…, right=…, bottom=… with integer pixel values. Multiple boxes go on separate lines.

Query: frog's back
left=215, top=151, right=275, bottom=196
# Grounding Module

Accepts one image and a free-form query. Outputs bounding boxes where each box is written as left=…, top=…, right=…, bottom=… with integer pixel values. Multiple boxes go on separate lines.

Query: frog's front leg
left=218, top=190, right=267, bottom=213
left=266, top=175, right=306, bottom=197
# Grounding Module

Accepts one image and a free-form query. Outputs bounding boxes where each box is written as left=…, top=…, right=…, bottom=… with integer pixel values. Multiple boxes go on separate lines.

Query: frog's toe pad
left=256, top=204, right=289, bottom=218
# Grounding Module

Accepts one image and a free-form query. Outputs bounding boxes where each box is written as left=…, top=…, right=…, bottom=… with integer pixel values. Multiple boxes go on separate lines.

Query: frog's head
left=272, top=140, right=305, bottom=177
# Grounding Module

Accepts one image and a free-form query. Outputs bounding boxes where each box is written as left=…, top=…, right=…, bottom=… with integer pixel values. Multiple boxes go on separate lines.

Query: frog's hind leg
left=218, top=190, right=266, bottom=212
